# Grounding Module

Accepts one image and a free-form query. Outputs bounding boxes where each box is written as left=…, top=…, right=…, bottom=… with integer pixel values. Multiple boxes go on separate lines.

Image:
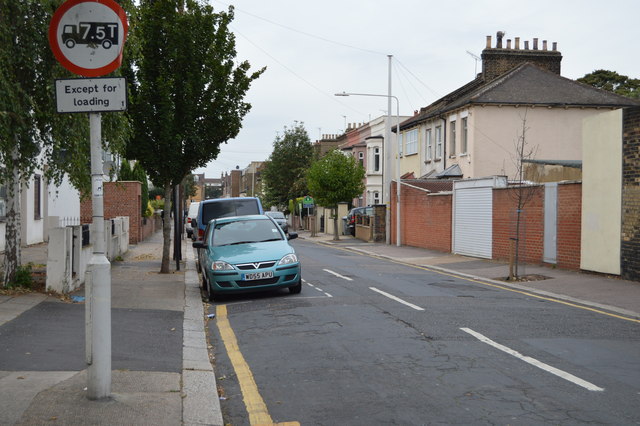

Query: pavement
left=0, top=227, right=638, bottom=425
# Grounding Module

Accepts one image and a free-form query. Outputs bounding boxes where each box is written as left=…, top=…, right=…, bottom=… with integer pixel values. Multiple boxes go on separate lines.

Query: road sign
left=49, top=0, right=128, bottom=77
left=56, top=77, right=127, bottom=113
left=303, top=195, right=314, bottom=208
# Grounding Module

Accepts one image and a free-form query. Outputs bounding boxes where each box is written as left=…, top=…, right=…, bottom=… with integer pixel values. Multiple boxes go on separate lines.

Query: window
left=450, top=120, right=456, bottom=156
left=405, top=129, right=418, bottom=155
left=33, top=175, right=41, bottom=220
left=461, top=117, right=468, bottom=154
left=425, top=129, right=432, bottom=161
left=435, top=126, right=442, bottom=158
left=373, top=191, right=380, bottom=205
left=358, top=151, right=364, bottom=167
left=0, top=184, right=6, bottom=220
left=373, top=147, right=380, bottom=172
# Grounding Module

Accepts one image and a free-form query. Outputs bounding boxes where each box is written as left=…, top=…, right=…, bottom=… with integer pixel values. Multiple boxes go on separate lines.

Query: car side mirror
left=192, top=241, right=207, bottom=249
left=287, top=232, right=298, bottom=240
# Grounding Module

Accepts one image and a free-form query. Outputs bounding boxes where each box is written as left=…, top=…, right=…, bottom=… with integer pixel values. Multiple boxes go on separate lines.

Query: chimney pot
left=507, top=39, right=512, bottom=49
left=515, top=37, right=520, bottom=49
left=486, top=35, right=492, bottom=48
left=524, top=40, right=529, bottom=49
left=543, top=40, right=548, bottom=51
left=496, top=31, right=505, bottom=48
left=533, top=38, right=539, bottom=50
left=552, top=41, right=557, bottom=51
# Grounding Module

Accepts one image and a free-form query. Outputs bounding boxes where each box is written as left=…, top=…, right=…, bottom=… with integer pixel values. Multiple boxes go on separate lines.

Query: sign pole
left=87, top=112, right=111, bottom=399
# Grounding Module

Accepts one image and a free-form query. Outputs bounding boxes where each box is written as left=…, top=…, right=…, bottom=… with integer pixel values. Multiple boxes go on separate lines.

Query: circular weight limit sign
left=49, top=0, right=128, bottom=77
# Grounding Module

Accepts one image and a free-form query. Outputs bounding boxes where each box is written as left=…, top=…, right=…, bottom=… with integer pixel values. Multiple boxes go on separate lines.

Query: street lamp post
left=335, top=91, right=402, bottom=247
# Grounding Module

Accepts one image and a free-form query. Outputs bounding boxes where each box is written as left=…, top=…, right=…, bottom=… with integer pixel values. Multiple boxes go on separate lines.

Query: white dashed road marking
left=461, top=327, right=604, bottom=392
left=369, top=287, right=425, bottom=311
left=323, top=269, right=353, bottom=281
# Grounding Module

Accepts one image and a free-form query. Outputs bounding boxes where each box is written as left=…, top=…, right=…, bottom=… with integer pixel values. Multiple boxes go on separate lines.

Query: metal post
left=395, top=96, right=401, bottom=247
left=385, top=55, right=392, bottom=245
left=87, top=112, right=111, bottom=400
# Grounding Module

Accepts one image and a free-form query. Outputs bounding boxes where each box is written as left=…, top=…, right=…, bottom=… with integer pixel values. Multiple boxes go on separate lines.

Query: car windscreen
left=267, top=212, right=285, bottom=219
left=202, top=199, right=260, bottom=223
left=211, top=219, right=283, bottom=246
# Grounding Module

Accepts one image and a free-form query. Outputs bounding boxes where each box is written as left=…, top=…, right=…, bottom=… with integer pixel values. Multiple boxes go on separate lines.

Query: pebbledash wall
left=81, top=181, right=142, bottom=244
left=622, top=107, right=640, bottom=281
left=391, top=181, right=582, bottom=270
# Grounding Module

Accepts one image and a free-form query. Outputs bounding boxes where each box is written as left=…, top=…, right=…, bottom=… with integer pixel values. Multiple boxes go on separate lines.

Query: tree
left=0, top=0, right=130, bottom=287
left=127, top=0, right=264, bottom=273
left=307, top=149, right=365, bottom=240
left=509, top=110, right=539, bottom=280
left=578, top=69, right=640, bottom=99
left=261, top=122, right=313, bottom=212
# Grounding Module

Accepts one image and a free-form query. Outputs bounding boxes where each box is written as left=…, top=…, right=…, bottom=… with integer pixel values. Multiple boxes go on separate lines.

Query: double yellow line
left=216, top=305, right=299, bottom=426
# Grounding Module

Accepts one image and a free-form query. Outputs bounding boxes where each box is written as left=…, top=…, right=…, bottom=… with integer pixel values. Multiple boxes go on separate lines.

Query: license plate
left=242, top=271, right=274, bottom=281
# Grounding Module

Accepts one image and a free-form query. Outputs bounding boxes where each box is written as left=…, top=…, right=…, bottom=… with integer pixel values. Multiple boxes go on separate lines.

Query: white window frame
left=450, top=120, right=456, bottom=157
left=405, top=129, right=418, bottom=155
left=435, top=125, right=442, bottom=159
left=373, top=191, right=380, bottom=205
left=373, top=147, right=380, bottom=172
left=425, top=128, right=432, bottom=161
left=461, top=117, right=468, bottom=154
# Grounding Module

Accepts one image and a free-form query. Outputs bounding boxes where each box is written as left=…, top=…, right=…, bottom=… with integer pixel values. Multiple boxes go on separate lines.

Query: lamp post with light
left=334, top=91, right=402, bottom=247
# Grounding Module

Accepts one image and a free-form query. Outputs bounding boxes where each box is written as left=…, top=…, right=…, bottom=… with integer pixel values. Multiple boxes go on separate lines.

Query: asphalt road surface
left=205, top=239, right=640, bottom=425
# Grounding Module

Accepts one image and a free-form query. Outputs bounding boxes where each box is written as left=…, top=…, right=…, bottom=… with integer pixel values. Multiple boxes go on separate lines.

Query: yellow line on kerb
left=216, top=305, right=300, bottom=426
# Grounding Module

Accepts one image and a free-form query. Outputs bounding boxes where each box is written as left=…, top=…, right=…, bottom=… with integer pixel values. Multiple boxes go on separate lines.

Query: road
left=205, top=238, right=640, bottom=425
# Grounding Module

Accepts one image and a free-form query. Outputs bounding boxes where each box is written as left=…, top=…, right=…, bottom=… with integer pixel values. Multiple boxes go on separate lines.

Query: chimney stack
left=481, top=32, right=562, bottom=81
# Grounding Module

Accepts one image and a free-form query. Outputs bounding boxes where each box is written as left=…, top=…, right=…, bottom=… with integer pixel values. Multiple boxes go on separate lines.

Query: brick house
left=396, top=33, right=639, bottom=182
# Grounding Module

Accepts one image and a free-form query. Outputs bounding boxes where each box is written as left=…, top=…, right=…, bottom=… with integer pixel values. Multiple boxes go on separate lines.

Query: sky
left=194, top=0, right=640, bottom=179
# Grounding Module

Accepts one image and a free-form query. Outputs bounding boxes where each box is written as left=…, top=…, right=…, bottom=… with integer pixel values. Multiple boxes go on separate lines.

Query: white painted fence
left=46, top=216, right=129, bottom=293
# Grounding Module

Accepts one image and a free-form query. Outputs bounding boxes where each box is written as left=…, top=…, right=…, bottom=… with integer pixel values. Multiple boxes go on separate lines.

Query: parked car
left=345, top=206, right=372, bottom=236
left=192, top=215, right=301, bottom=301
left=192, top=197, right=264, bottom=241
left=185, top=201, right=200, bottom=239
left=265, top=211, right=288, bottom=234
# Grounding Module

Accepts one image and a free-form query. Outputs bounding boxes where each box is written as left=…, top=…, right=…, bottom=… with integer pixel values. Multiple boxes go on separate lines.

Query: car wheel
left=289, top=278, right=302, bottom=294
left=206, top=280, right=216, bottom=302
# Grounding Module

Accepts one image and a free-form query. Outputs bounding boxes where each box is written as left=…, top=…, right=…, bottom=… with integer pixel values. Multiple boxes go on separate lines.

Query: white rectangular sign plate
left=55, top=77, right=127, bottom=113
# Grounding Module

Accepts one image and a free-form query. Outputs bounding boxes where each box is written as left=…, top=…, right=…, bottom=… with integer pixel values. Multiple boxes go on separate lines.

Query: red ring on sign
left=49, top=0, right=128, bottom=77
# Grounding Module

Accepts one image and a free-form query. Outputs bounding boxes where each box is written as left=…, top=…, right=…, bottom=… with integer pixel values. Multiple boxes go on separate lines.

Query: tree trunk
left=2, top=154, right=22, bottom=287
left=333, top=207, right=339, bottom=241
left=160, top=183, right=172, bottom=273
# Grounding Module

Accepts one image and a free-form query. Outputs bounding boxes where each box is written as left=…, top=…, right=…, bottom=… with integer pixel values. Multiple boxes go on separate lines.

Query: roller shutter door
left=453, top=187, right=492, bottom=258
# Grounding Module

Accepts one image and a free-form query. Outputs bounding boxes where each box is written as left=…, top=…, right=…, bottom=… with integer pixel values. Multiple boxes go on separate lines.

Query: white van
left=185, top=202, right=200, bottom=239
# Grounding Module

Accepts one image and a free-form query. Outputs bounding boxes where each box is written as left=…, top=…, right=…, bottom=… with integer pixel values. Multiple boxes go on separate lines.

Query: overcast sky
left=194, top=0, right=640, bottom=179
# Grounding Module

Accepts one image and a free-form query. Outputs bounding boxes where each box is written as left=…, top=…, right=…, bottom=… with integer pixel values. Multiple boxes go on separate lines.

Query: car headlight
left=278, top=253, right=298, bottom=265
left=211, top=261, right=235, bottom=271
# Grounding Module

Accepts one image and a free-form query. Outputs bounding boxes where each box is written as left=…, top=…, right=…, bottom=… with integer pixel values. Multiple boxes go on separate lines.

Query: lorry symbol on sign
left=62, top=22, right=119, bottom=49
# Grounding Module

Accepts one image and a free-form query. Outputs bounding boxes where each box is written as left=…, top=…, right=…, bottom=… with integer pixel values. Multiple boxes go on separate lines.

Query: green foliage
left=306, top=150, right=365, bottom=208
left=6, top=264, right=33, bottom=289
left=261, top=122, right=313, bottom=209
left=145, top=200, right=155, bottom=217
left=126, top=0, right=265, bottom=190
left=578, top=69, right=640, bottom=99
left=132, top=162, right=149, bottom=217
left=183, top=174, right=198, bottom=199
left=150, top=199, right=164, bottom=211
left=119, top=159, right=134, bottom=180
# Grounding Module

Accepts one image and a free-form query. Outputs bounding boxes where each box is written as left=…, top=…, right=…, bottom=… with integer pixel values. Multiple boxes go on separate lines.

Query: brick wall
left=556, top=183, right=582, bottom=269
left=492, top=186, right=545, bottom=264
left=492, top=183, right=581, bottom=269
left=81, top=181, right=142, bottom=244
left=622, top=107, right=640, bottom=280
left=391, top=182, right=452, bottom=252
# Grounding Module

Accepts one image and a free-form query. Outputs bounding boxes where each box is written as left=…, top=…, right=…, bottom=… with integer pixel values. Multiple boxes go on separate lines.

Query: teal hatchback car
left=193, top=215, right=301, bottom=301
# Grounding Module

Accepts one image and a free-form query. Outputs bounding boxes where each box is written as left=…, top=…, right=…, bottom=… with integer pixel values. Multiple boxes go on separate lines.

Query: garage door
left=453, top=186, right=493, bottom=258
